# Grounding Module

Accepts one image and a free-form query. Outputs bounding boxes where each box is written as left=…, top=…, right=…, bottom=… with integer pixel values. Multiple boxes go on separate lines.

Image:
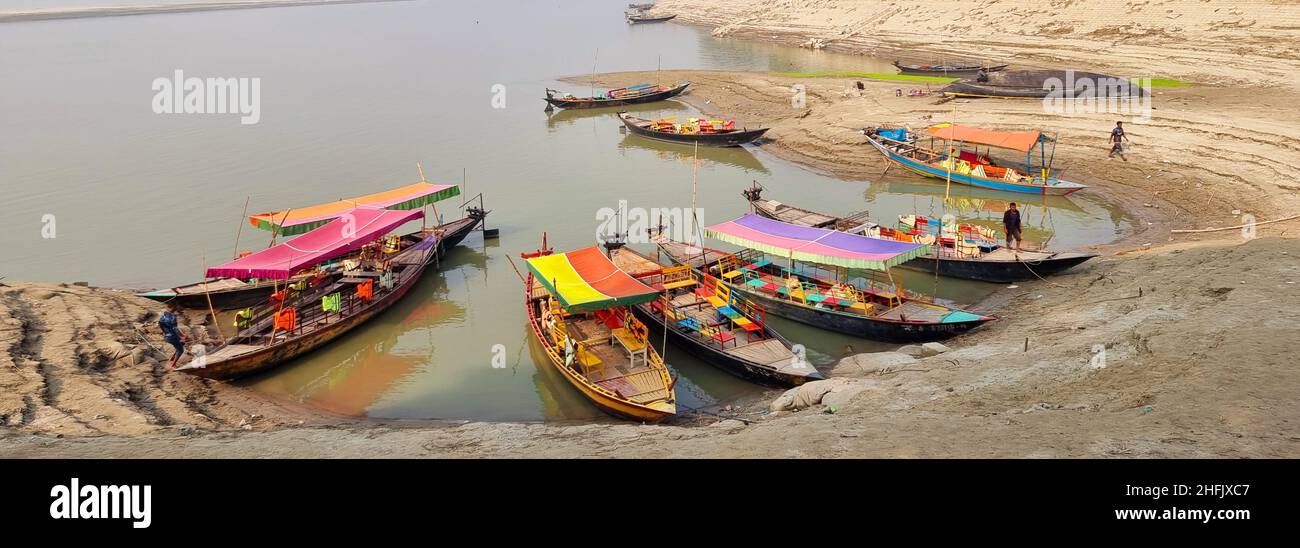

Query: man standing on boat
left=159, top=302, right=189, bottom=370
left=1003, top=202, right=1023, bottom=253
left=1108, top=121, right=1130, bottom=161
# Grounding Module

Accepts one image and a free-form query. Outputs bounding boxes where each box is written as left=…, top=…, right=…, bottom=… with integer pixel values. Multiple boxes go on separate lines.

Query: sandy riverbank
left=4, top=2, right=1300, bottom=457
left=650, top=0, right=1300, bottom=90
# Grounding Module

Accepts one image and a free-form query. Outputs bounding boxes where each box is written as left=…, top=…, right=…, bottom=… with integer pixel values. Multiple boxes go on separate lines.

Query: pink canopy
left=207, top=208, right=424, bottom=280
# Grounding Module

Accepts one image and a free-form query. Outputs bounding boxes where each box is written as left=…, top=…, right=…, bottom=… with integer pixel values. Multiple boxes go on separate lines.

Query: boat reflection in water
left=544, top=100, right=689, bottom=131
left=618, top=133, right=770, bottom=174
left=242, top=243, right=488, bottom=417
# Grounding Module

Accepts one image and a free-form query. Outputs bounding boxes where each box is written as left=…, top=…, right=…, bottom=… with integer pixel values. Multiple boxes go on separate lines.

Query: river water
left=0, top=0, right=1132, bottom=421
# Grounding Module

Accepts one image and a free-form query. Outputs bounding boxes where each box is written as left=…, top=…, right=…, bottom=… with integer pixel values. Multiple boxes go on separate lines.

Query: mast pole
left=232, top=196, right=250, bottom=260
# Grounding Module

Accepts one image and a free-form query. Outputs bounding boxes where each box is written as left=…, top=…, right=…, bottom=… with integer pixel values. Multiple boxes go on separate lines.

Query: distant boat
left=627, top=13, right=675, bottom=23
left=941, top=69, right=1146, bottom=98
left=544, top=82, right=688, bottom=109
left=628, top=3, right=656, bottom=9
left=617, top=112, right=768, bottom=147
left=893, top=61, right=1007, bottom=77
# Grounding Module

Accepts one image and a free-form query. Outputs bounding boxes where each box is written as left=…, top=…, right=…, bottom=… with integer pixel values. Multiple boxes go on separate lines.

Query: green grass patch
left=776, top=71, right=958, bottom=84
left=1133, top=77, right=1188, bottom=88
left=776, top=71, right=1189, bottom=88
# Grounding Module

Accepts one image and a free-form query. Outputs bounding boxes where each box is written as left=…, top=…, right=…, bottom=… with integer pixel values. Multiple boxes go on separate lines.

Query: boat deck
left=171, top=277, right=250, bottom=294
left=754, top=200, right=839, bottom=228
left=970, top=248, right=1054, bottom=262
left=610, top=248, right=663, bottom=277
left=563, top=317, right=669, bottom=404
left=656, top=240, right=728, bottom=269
left=665, top=292, right=793, bottom=366
left=876, top=301, right=951, bottom=323
left=200, top=343, right=261, bottom=361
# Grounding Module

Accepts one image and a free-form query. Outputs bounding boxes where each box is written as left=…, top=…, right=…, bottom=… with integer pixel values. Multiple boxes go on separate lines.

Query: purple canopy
left=207, top=208, right=424, bottom=280
left=703, top=214, right=928, bottom=270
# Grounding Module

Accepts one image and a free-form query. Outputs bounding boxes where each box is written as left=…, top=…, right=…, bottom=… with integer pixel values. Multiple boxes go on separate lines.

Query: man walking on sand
left=1108, top=120, right=1130, bottom=161
left=159, top=301, right=189, bottom=370
left=1003, top=202, right=1023, bottom=253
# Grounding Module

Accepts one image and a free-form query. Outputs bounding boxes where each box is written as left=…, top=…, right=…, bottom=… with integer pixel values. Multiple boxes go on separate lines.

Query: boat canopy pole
left=1046, top=133, right=1058, bottom=180
left=1040, top=136, right=1047, bottom=181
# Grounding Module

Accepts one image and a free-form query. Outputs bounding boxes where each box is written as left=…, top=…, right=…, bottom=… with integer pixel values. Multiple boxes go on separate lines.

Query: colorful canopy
left=208, top=208, right=424, bottom=280
left=704, top=214, right=928, bottom=270
left=924, top=123, right=1043, bottom=152
left=249, top=182, right=459, bottom=236
left=525, top=246, right=660, bottom=312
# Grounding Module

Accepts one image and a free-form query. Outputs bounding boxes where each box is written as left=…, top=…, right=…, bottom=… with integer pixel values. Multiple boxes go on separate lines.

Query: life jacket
left=234, top=308, right=253, bottom=329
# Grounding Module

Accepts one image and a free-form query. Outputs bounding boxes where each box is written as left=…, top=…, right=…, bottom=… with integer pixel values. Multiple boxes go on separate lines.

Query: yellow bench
left=576, top=344, right=605, bottom=379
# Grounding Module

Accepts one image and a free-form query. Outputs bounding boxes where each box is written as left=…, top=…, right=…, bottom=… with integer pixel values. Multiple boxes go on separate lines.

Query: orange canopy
left=924, top=124, right=1042, bottom=152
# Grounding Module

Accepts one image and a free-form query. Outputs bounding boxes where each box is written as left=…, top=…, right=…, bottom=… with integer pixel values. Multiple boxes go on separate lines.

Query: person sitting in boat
left=159, top=302, right=190, bottom=370
left=1002, top=202, right=1023, bottom=253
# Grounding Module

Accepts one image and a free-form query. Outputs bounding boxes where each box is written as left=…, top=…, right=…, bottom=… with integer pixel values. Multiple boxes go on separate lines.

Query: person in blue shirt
left=1108, top=121, right=1130, bottom=161
left=158, top=302, right=189, bottom=370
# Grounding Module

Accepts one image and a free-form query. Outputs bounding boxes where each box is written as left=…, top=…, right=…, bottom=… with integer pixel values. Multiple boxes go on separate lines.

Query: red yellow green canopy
left=249, top=182, right=460, bottom=236
left=525, top=246, right=659, bottom=312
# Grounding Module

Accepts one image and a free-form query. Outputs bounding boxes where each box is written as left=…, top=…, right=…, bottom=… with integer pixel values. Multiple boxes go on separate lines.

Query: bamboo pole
left=200, top=254, right=225, bottom=341
left=232, top=196, right=250, bottom=259
left=418, top=162, right=441, bottom=226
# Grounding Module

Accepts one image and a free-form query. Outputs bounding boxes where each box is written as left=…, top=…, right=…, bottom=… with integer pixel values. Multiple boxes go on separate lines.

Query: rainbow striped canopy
left=704, top=214, right=928, bottom=270
left=249, top=182, right=460, bottom=236
left=525, top=246, right=659, bottom=312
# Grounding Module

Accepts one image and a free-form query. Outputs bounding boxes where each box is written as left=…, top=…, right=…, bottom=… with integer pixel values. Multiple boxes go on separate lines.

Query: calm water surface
left=0, top=0, right=1132, bottom=420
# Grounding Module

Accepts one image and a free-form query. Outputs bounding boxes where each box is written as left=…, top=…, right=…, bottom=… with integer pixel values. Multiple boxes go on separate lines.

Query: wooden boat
left=607, top=245, right=823, bottom=386
left=139, top=275, right=318, bottom=310
left=864, top=124, right=1087, bottom=195
left=627, top=13, right=675, bottom=23
left=544, top=83, right=688, bottom=109
left=618, top=112, right=769, bottom=147
left=892, top=61, right=1007, bottom=77
left=940, top=69, right=1146, bottom=98
left=141, top=180, right=462, bottom=309
left=179, top=208, right=485, bottom=380
left=523, top=245, right=676, bottom=422
left=655, top=215, right=994, bottom=343
left=745, top=185, right=1099, bottom=283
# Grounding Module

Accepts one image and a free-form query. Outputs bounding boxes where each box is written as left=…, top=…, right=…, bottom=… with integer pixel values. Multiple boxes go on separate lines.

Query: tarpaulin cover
left=249, top=183, right=458, bottom=236
left=924, top=123, right=1042, bottom=152
left=208, top=208, right=424, bottom=280
left=703, top=214, right=928, bottom=270
left=525, top=246, right=660, bottom=312
left=876, top=128, right=908, bottom=142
